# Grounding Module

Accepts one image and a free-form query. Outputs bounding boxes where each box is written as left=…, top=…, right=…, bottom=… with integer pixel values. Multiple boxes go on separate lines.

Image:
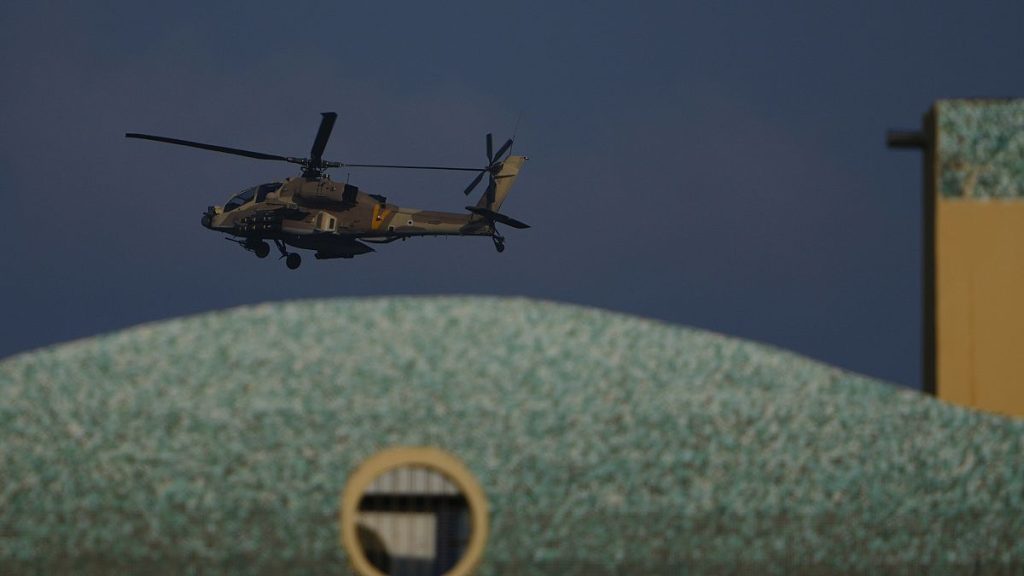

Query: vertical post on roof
left=886, top=111, right=935, bottom=395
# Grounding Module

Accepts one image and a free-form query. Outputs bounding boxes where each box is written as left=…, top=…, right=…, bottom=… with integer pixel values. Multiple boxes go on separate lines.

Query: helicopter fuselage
left=201, top=176, right=494, bottom=259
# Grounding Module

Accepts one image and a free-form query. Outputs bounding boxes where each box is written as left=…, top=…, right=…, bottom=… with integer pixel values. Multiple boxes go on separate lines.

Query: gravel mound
left=1, top=297, right=1021, bottom=574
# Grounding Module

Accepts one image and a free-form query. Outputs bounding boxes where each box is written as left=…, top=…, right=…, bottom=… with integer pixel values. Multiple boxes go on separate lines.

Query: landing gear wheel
left=493, top=235, right=505, bottom=253
left=286, top=253, right=302, bottom=270
left=254, top=241, right=270, bottom=259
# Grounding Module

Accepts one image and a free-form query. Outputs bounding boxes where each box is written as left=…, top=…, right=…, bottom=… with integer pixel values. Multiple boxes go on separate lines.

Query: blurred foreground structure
left=889, top=98, right=1024, bottom=417
left=1, top=298, right=1022, bottom=574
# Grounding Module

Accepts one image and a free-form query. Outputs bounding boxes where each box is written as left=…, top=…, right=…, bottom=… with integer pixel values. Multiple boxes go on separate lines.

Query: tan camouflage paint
left=205, top=156, right=525, bottom=242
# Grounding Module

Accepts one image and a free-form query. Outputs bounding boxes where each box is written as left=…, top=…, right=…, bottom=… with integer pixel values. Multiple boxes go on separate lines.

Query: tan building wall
left=936, top=199, right=1024, bottom=416
left=930, top=99, right=1024, bottom=418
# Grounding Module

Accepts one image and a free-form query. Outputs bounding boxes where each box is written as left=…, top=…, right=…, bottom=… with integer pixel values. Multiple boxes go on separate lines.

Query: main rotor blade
left=462, top=171, right=485, bottom=195
left=126, top=133, right=295, bottom=162
left=491, top=138, right=513, bottom=162
left=342, top=163, right=482, bottom=172
left=309, top=112, right=337, bottom=164
left=486, top=133, right=493, bottom=163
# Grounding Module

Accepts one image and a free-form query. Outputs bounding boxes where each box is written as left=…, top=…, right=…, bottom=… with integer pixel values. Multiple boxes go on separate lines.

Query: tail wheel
left=254, top=241, right=270, bottom=259
left=286, top=253, right=302, bottom=270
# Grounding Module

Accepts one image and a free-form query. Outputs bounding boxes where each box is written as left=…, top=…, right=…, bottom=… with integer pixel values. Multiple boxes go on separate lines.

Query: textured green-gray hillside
left=1, top=297, right=1022, bottom=574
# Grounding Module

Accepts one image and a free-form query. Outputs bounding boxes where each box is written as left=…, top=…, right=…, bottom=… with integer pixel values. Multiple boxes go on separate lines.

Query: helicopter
left=126, top=112, right=528, bottom=269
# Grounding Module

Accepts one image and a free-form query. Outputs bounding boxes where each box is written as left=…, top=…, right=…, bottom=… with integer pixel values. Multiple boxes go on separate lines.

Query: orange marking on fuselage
left=371, top=204, right=391, bottom=231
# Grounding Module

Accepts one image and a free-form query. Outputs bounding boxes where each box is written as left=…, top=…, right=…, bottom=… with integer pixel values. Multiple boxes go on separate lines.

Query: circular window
left=340, top=447, right=488, bottom=576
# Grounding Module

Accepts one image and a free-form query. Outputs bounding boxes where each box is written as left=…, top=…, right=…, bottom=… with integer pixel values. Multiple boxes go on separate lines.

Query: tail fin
left=475, top=155, right=526, bottom=213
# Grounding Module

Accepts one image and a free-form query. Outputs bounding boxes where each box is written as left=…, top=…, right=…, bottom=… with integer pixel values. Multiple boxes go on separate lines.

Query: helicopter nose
left=201, top=205, right=218, bottom=229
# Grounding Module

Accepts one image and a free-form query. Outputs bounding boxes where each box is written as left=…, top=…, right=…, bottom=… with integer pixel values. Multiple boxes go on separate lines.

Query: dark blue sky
left=2, top=1, right=1023, bottom=388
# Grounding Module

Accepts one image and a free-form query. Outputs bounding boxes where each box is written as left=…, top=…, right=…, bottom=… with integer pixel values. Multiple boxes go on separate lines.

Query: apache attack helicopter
left=126, top=113, right=528, bottom=269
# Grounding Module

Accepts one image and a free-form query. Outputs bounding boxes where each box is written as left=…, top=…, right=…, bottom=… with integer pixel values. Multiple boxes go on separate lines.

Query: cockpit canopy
left=224, top=182, right=281, bottom=212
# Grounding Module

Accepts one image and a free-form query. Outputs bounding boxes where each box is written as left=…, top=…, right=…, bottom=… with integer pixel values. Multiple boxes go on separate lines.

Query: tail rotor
left=463, top=133, right=514, bottom=198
